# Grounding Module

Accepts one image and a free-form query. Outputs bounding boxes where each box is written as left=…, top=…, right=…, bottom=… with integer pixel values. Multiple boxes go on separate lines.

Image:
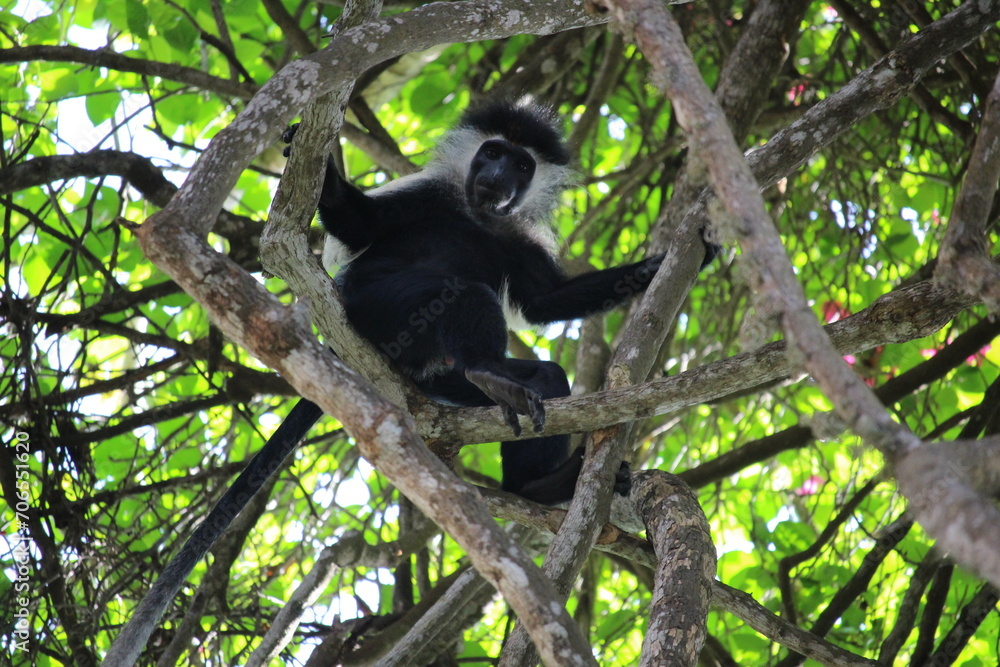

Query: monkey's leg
left=420, top=359, right=572, bottom=502
left=496, top=359, right=632, bottom=503
left=419, top=359, right=631, bottom=504
left=495, top=359, right=576, bottom=504
left=346, top=273, right=545, bottom=434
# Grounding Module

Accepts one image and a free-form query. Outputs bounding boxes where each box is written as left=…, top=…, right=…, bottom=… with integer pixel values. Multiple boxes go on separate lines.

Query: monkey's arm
left=519, top=256, right=660, bottom=323
left=281, top=124, right=386, bottom=252
left=521, top=238, right=718, bottom=324
left=315, top=156, right=391, bottom=252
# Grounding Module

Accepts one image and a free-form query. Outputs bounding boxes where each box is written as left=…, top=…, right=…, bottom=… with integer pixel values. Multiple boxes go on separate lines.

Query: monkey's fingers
left=526, top=393, right=545, bottom=434
left=281, top=123, right=300, bottom=157
left=501, top=404, right=522, bottom=437
left=281, top=123, right=300, bottom=144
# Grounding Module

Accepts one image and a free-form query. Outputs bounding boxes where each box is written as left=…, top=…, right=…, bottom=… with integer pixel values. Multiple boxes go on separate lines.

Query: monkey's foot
left=465, top=368, right=544, bottom=437
left=614, top=461, right=632, bottom=497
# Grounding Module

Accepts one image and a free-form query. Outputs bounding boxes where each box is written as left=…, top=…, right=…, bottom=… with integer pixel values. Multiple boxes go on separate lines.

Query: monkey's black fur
left=314, top=100, right=698, bottom=501
left=103, top=99, right=715, bottom=666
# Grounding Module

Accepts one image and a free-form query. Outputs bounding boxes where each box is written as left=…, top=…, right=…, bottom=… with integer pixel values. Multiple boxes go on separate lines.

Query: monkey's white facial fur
left=436, top=128, right=572, bottom=225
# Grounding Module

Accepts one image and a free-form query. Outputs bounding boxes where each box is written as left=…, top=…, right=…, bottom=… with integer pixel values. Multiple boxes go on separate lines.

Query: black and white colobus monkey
left=313, top=98, right=719, bottom=500
left=302, top=98, right=716, bottom=501
left=103, top=99, right=716, bottom=666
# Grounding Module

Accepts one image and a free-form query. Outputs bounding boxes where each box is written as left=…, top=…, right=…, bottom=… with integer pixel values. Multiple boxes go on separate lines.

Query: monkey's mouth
left=471, top=185, right=516, bottom=216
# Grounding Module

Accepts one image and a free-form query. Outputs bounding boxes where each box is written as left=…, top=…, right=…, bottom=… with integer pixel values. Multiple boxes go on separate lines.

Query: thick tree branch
left=632, top=471, right=715, bottom=666
left=895, top=439, right=1000, bottom=588
left=260, top=81, right=414, bottom=410
left=936, top=67, right=1000, bottom=311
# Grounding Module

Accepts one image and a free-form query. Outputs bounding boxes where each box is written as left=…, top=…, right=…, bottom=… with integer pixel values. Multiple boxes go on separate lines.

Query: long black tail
left=102, top=398, right=324, bottom=667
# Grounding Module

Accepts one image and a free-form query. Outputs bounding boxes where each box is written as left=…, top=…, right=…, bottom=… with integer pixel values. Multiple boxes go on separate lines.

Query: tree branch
left=712, top=584, right=880, bottom=666
left=632, top=471, right=715, bottom=666
left=0, top=45, right=257, bottom=99
left=426, top=278, right=974, bottom=445
left=936, top=66, right=1000, bottom=311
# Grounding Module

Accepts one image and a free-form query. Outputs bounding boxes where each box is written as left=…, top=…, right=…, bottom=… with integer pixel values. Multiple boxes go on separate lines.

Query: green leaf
left=0, top=10, right=28, bottom=32
left=22, top=12, right=60, bottom=42
left=39, top=66, right=80, bottom=98
left=595, top=610, right=634, bottom=641
left=162, top=19, right=197, bottom=52
left=167, top=446, right=205, bottom=470
left=771, top=521, right=815, bottom=554
left=85, top=91, right=121, bottom=126
left=410, top=78, right=449, bottom=116
left=125, top=0, right=150, bottom=39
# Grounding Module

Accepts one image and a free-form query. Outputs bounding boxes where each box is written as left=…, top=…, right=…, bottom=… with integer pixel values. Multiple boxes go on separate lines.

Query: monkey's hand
left=281, top=125, right=348, bottom=208
left=465, top=368, right=545, bottom=437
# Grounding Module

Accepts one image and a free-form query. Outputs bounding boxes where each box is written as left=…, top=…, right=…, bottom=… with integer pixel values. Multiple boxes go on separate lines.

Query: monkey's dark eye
left=515, top=161, right=530, bottom=173
left=484, top=147, right=500, bottom=160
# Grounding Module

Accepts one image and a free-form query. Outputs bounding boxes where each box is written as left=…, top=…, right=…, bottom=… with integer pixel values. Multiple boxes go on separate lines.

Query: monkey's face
left=465, top=139, right=536, bottom=217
